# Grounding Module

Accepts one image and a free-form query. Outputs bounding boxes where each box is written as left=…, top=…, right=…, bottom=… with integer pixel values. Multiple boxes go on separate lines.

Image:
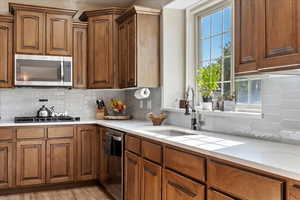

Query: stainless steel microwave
left=15, top=54, right=72, bottom=87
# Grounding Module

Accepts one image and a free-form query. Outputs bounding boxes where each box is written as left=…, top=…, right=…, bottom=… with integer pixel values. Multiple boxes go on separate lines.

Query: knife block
left=96, top=108, right=107, bottom=120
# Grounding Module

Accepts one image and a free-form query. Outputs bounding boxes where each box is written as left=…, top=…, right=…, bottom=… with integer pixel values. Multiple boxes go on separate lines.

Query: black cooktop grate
left=14, top=116, right=80, bottom=123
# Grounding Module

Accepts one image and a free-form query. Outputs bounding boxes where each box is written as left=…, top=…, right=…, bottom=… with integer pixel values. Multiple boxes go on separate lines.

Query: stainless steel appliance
left=103, top=129, right=124, bottom=200
left=15, top=54, right=72, bottom=87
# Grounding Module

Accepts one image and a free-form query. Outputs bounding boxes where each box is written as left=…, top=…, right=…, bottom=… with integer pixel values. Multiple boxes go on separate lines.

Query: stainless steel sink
left=149, top=129, right=195, bottom=136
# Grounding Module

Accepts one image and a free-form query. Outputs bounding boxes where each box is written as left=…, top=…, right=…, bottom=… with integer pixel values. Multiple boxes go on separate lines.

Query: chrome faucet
left=184, top=87, right=198, bottom=130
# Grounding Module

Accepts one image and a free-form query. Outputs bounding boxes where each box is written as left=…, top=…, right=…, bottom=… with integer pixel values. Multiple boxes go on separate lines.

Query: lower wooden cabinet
left=99, top=128, right=109, bottom=183
left=46, top=139, right=74, bottom=183
left=16, top=140, right=46, bottom=186
left=0, top=143, right=13, bottom=189
left=76, top=126, right=98, bottom=181
left=163, top=169, right=205, bottom=200
left=124, top=151, right=141, bottom=200
left=141, top=159, right=162, bottom=200
left=289, top=185, right=300, bottom=200
left=207, top=189, right=235, bottom=200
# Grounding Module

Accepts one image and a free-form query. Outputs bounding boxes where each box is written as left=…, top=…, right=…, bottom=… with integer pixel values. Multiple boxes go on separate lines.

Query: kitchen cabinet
left=234, top=0, right=258, bottom=75
left=141, top=159, right=162, bottom=200
left=99, top=127, right=109, bottom=183
left=124, top=151, right=141, bottom=200
left=117, top=6, right=161, bottom=88
left=0, top=143, right=13, bottom=189
left=0, top=16, right=13, bottom=88
left=289, top=184, right=300, bottom=200
left=207, top=189, right=235, bottom=200
left=9, top=3, right=77, bottom=56
left=162, top=169, right=205, bottom=200
left=16, top=140, right=46, bottom=186
left=46, top=138, right=74, bottom=183
left=76, top=125, right=98, bottom=181
left=80, top=8, right=125, bottom=89
left=73, top=22, right=88, bottom=89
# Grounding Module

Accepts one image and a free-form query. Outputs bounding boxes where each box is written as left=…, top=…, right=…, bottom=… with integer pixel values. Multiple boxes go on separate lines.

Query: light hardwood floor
left=0, top=186, right=113, bottom=200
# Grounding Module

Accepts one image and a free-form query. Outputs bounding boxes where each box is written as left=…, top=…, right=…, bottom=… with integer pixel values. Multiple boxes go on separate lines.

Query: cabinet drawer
left=48, top=126, right=74, bottom=138
left=0, top=128, right=14, bottom=141
left=125, top=135, right=141, bottom=155
left=163, top=169, right=205, bottom=200
left=142, top=140, right=162, bottom=164
left=207, top=160, right=284, bottom=200
left=17, top=127, right=45, bottom=139
left=165, top=147, right=205, bottom=182
left=289, top=184, right=300, bottom=200
left=208, top=189, right=235, bottom=200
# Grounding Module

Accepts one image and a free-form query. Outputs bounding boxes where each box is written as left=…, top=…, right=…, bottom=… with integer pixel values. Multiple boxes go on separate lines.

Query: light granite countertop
left=0, top=119, right=300, bottom=182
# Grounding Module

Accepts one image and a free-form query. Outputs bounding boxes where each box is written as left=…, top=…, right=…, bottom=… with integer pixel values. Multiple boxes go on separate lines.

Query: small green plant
left=196, top=63, right=221, bottom=99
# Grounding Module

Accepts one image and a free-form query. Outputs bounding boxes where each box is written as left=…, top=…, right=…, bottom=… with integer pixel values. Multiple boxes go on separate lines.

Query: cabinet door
left=257, top=0, right=300, bottom=70
left=289, top=185, right=300, bottom=200
left=46, top=14, right=72, bottom=56
left=88, top=15, right=113, bottom=89
left=76, top=126, right=97, bottom=181
left=46, top=139, right=74, bottom=183
left=124, top=151, right=141, bottom=200
left=73, top=25, right=88, bottom=89
left=16, top=140, right=46, bottom=186
left=15, top=10, right=45, bottom=54
left=99, top=128, right=109, bottom=183
left=118, top=22, right=128, bottom=88
left=141, top=159, right=162, bottom=200
left=163, top=169, right=205, bottom=200
left=208, top=189, right=235, bottom=200
left=235, top=0, right=258, bottom=75
left=126, top=16, right=137, bottom=88
left=0, top=21, right=13, bottom=88
left=0, top=143, right=13, bottom=189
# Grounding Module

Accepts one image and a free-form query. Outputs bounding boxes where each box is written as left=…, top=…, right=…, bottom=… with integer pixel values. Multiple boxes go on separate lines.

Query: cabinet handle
left=144, top=166, right=157, bottom=176
left=168, top=181, right=196, bottom=198
left=0, top=26, right=8, bottom=30
left=271, top=47, right=294, bottom=55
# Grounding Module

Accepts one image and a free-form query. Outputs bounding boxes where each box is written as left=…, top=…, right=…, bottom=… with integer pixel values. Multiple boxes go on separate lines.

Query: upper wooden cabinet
left=0, top=15, right=13, bottom=88
left=117, top=6, right=161, bottom=88
left=9, top=3, right=77, bottom=56
left=73, top=22, right=88, bottom=89
left=80, top=8, right=125, bottom=89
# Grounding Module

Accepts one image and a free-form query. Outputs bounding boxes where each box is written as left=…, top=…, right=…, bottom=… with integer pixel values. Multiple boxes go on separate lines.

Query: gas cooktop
left=14, top=116, right=80, bottom=123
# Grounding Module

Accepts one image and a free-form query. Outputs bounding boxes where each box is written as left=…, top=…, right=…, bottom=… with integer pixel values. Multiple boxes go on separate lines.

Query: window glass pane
left=201, top=16, right=211, bottom=38
left=201, top=38, right=211, bottom=61
left=223, top=7, right=232, bottom=32
left=223, top=32, right=232, bottom=56
left=211, top=10, right=223, bottom=35
left=224, top=82, right=231, bottom=98
left=224, top=57, right=231, bottom=81
left=236, top=80, right=249, bottom=104
left=250, top=80, right=261, bottom=104
left=200, top=60, right=211, bottom=68
left=211, top=35, right=222, bottom=60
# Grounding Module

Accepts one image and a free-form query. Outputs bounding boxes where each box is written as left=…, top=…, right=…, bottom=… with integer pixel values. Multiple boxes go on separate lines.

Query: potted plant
left=196, top=63, right=221, bottom=102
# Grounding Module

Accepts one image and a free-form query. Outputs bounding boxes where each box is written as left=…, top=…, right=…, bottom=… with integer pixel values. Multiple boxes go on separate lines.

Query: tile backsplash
left=0, top=88, right=125, bottom=121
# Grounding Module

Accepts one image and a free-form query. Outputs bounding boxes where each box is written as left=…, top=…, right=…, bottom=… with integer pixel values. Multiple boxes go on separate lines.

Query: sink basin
left=149, top=129, right=195, bottom=137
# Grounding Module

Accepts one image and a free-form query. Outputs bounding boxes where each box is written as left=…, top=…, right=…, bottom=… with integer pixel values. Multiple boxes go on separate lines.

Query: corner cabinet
left=0, top=15, right=13, bottom=88
left=117, top=6, right=160, bottom=88
left=9, top=3, right=77, bottom=56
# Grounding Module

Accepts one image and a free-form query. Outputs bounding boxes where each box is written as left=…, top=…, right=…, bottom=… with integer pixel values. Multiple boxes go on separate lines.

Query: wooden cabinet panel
left=235, top=0, right=258, bottom=75
left=88, top=15, right=113, bottom=89
left=76, top=126, right=97, bottom=181
left=165, top=147, right=205, bottom=182
left=141, top=159, right=162, bottom=200
left=118, top=22, right=128, bottom=88
left=126, top=16, right=137, bottom=88
left=47, top=126, right=74, bottom=138
left=163, top=169, right=205, bottom=200
left=142, top=140, right=162, bottom=164
left=0, top=20, right=13, bottom=88
left=0, top=128, right=14, bottom=141
left=0, top=143, right=13, bottom=189
left=208, top=189, right=235, bottom=200
left=16, top=140, right=46, bottom=186
left=125, top=135, right=141, bottom=155
left=46, top=14, right=72, bottom=56
left=207, top=160, right=283, bottom=200
left=15, top=10, right=44, bottom=54
left=73, top=23, right=88, bottom=89
left=257, top=0, right=300, bottom=69
left=16, top=127, right=45, bottom=139
left=289, top=185, right=300, bottom=200
left=99, top=128, right=109, bottom=183
left=124, top=151, right=141, bottom=200
left=46, top=138, right=74, bottom=183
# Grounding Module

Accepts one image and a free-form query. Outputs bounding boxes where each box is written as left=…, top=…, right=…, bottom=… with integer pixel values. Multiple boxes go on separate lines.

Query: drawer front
left=165, top=147, right=205, bottom=182
left=47, top=126, right=74, bottom=138
left=0, top=128, right=14, bottom=141
left=208, top=189, right=235, bottom=200
left=142, top=140, right=162, bottom=164
left=17, top=127, right=45, bottom=139
left=207, top=160, right=283, bottom=200
left=163, top=169, right=205, bottom=200
left=125, top=135, right=141, bottom=155
left=289, top=185, right=300, bottom=200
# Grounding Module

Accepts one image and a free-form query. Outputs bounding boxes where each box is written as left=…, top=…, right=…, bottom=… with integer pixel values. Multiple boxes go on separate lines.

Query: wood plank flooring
left=0, top=186, right=113, bottom=200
